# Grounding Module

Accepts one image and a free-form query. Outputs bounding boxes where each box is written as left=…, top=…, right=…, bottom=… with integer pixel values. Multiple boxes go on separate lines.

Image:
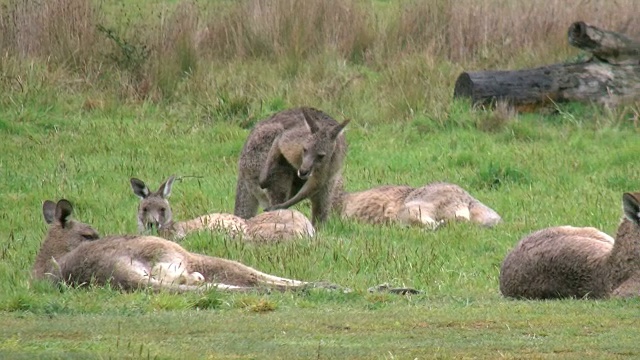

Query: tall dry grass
left=0, top=0, right=100, bottom=68
left=200, top=0, right=375, bottom=62
left=2, top=0, right=640, bottom=104
left=382, top=0, right=640, bottom=65
left=145, top=1, right=201, bottom=100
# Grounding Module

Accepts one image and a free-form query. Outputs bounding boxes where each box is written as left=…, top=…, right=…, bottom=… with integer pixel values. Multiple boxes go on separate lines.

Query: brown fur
left=235, top=107, right=349, bottom=225
left=340, top=185, right=415, bottom=225
left=131, top=176, right=314, bottom=243
left=499, top=192, right=640, bottom=299
left=336, top=182, right=501, bottom=229
left=33, top=199, right=315, bottom=292
left=32, top=199, right=100, bottom=280
left=169, top=213, right=248, bottom=240
left=245, top=209, right=315, bottom=243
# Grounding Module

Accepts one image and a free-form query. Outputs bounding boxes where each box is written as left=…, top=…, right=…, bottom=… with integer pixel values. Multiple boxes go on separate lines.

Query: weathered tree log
left=568, top=21, right=640, bottom=65
left=454, top=61, right=640, bottom=108
left=454, top=21, right=640, bottom=109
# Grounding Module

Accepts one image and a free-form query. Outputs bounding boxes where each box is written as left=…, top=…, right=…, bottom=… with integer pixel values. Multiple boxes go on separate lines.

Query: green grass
left=2, top=299, right=640, bottom=359
left=1, top=100, right=639, bottom=358
left=2, top=0, right=640, bottom=358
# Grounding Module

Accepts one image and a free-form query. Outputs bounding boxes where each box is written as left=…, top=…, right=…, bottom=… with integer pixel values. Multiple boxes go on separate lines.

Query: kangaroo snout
left=144, top=219, right=160, bottom=234
left=297, top=168, right=312, bottom=180
left=143, top=211, right=165, bottom=229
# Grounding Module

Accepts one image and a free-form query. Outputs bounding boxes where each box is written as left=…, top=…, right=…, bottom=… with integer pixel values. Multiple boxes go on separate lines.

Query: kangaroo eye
left=160, top=208, right=166, bottom=215
left=317, top=153, right=326, bottom=159
left=142, top=206, right=148, bottom=213
left=82, top=234, right=96, bottom=240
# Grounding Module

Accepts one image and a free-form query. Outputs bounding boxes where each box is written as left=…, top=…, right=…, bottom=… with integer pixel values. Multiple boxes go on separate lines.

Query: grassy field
left=2, top=0, right=640, bottom=359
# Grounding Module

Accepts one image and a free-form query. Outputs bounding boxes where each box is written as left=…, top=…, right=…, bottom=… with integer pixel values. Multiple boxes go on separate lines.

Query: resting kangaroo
left=235, top=107, right=349, bottom=225
left=336, top=182, right=502, bottom=229
left=499, top=192, right=640, bottom=299
left=33, top=199, right=321, bottom=292
left=131, top=176, right=314, bottom=242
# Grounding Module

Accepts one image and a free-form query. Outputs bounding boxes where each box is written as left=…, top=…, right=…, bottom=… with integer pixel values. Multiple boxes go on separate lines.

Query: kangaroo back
left=500, top=193, right=640, bottom=300
left=339, top=182, right=501, bottom=229
left=499, top=226, right=613, bottom=299
left=245, top=209, right=315, bottom=243
left=171, top=213, right=248, bottom=240
left=340, top=185, right=414, bottom=224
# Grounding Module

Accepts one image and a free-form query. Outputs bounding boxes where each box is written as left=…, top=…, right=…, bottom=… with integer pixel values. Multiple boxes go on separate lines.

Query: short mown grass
left=2, top=0, right=640, bottom=358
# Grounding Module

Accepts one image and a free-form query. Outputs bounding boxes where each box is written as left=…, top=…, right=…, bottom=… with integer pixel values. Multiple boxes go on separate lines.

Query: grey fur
left=130, top=175, right=175, bottom=233
left=33, top=199, right=319, bottom=292
left=235, top=107, right=349, bottom=225
left=131, top=176, right=315, bottom=243
left=499, top=192, right=640, bottom=299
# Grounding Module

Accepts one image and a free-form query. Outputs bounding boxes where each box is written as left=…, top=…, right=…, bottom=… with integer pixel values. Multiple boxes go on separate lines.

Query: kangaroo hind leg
left=398, top=201, right=442, bottom=230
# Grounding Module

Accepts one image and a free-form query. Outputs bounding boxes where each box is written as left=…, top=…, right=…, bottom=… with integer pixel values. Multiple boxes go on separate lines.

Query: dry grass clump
left=0, top=0, right=100, bottom=69
left=3, top=0, right=640, bottom=105
left=146, top=1, right=202, bottom=100
left=199, top=0, right=374, bottom=62
left=382, top=0, right=640, bottom=66
left=476, top=101, right=516, bottom=133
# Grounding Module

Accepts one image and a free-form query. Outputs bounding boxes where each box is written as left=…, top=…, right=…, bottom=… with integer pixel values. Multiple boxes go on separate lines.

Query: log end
left=567, top=21, right=598, bottom=50
left=453, top=72, right=473, bottom=99
left=568, top=21, right=587, bottom=41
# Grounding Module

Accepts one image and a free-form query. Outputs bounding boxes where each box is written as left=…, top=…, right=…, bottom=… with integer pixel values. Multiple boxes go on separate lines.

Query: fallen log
left=567, top=21, right=640, bottom=65
left=453, top=61, right=640, bottom=108
left=454, top=21, right=640, bottom=109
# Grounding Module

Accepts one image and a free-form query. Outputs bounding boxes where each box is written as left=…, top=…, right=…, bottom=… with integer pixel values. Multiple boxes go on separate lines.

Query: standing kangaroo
left=499, top=192, right=640, bottom=299
left=335, top=182, right=502, bottom=229
left=131, top=176, right=314, bottom=242
left=33, top=199, right=324, bottom=292
left=235, top=107, right=349, bottom=225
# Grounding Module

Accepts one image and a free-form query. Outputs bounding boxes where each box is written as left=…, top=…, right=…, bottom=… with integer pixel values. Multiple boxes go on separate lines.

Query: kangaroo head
left=298, top=108, right=349, bottom=180
left=42, top=199, right=100, bottom=254
left=623, top=192, right=640, bottom=226
left=130, top=176, right=175, bottom=233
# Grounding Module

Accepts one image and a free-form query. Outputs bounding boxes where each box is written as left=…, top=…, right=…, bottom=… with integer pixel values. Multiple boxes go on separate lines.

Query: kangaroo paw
left=264, top=204, right=283, bottom=212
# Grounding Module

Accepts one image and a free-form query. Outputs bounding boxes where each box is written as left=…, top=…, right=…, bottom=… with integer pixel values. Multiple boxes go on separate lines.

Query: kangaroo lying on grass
left=131, top=176, right=315, bottom=243
left=499, top=192, right=640, bottom=299
left=336, top=182, right=502, bottom=229
left=32, top=199, right=325, bottom=292
left=235, top=107, right=349, bottom=225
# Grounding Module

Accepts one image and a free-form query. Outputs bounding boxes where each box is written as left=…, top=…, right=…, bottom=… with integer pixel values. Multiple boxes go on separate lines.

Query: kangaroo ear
left=130, top=178, right=150, bottom=199
left=623, top=192, right=640, bottom=226
left=301, top=107, right=320, bottom=133
left=55, top=199, right=74, bottom=228
left=331, top=119, right=350, bottom=138
left=43, top=200, right=57, bottom=224
left=158, top=175, right=176, bottom=199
